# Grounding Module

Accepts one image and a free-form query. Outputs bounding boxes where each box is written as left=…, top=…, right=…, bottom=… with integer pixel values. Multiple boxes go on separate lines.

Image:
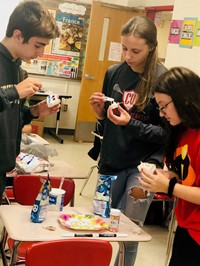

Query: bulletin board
left=22, top=1, right=91, bottom=80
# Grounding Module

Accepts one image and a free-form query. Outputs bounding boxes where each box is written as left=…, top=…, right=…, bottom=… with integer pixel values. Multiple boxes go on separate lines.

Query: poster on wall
left=108, top=42, right=122, bottom=62
left=22, top=2, right=91, bottom=80
left=168, top=20, right=183, bottom=44
left=22, top=54, right=79, bottom=79
left=179, top=17, right=197, bottom=49
left=51, top=12, right=84, bottom=57
left=193, top=20, right=200, bottom=46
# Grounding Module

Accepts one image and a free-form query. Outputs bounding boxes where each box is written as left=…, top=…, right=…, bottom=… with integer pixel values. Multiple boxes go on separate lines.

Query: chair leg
left=118, top=242, right=125, bottom=266
left=162, top=202, right=174, bottom=228
left=2, top=192, right=10, bottom=205
left=165, top=202, right=177, bottom=266
left=79, top=165, right=97, bottom=195
left=162, top=200, right=173, bottom=227
left=9, top=240, right=21, bottom=266
left=0, top=227, right=8, bottom=266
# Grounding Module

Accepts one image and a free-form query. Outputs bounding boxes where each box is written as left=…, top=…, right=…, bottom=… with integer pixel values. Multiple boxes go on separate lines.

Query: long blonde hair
left=121, top=16, right=162, bottom=111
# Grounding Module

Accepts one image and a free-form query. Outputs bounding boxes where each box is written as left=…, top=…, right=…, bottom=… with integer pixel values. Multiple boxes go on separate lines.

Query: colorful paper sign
left=193, top=20, right=200, bottom=46
left=52, top=12, right=84, bottom=57
left=168, top=20, right=183, bottom=44
left=22, top=55, right=79, bottom=79
left=179, top=17, right=198, bottom=48
left=108, top=42, right=122, bottom=62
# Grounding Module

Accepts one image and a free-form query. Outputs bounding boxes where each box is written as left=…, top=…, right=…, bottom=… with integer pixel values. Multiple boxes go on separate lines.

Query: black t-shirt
left=98, top=62, right=169, bottom=174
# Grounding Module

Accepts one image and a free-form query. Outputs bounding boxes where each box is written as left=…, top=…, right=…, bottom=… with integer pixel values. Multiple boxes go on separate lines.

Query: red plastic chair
left=153, top=193, right=176, bottom=226
left=13, top=175, right=75, bottom=206
left=25, top=239, right=112, bottom=266
left=6, top=174, right=75, bottom=265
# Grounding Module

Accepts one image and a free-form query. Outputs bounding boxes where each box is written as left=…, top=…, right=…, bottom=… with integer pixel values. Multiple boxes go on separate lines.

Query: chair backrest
left=13, top=175, right=75, bottom=206
left=25, top=239, right=112, bottom=266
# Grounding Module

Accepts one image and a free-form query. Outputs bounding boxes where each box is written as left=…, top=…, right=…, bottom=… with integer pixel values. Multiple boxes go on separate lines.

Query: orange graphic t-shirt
left=174, top=128, right=200, bottom=244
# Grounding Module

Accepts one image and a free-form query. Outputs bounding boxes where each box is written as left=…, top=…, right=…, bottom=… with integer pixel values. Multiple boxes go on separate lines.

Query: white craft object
left=137, top=162, right=156, bottom=174
left=111, top=102, right=118, bottom=109
left=103, top=96, right=114, bottom=103
left=46, top=94, right=60, bottom=107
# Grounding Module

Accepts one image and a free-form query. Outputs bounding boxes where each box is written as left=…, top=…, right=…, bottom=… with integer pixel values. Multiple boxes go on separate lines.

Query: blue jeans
left=110, top=167, right=154, bottom=266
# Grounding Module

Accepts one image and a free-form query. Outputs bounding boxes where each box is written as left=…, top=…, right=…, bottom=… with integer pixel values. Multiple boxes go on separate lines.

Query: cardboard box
left=31, top=120, right=44, bottom=137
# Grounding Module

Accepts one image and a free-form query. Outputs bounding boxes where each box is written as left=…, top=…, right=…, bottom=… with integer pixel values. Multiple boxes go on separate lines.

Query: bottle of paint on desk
left=109, top=208, right=121, bottom=232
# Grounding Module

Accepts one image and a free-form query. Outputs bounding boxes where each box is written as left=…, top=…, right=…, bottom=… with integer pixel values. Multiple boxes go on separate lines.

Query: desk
left=0, top=205, right=151, bottom=266
left=44, top=160, right=87, bottom=180
left=7, top=160, right=87, bottom=180
left=6, top=160, right=88, bottom=207
left=31, top=92, right=72, bottom=144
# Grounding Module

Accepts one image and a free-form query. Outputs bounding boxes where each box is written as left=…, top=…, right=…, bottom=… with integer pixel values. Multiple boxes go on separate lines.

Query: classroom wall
left=0, top=0, right=174, bottom=132
left=58, top=0, right=174, bottom=8
left=147, top=0, right=174, bottom=6
left=157, top=19, right=171, bottom=60
left=165, top=0, right=200, bottom=75
left=0, top=0, right=21, bottom=40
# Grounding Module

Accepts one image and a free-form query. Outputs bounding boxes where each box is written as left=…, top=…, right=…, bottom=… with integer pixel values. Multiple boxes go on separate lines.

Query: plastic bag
left=16, top=152, right=49, bottom=173
left=31, top=174, right=51, bottom=223
left=21, top=134, right=58, bottom=161
left=93, top=174, right=117, bottom=218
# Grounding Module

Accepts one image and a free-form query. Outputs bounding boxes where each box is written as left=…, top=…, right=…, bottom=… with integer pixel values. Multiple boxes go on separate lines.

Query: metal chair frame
left=79, top=165, right=98, bottom=195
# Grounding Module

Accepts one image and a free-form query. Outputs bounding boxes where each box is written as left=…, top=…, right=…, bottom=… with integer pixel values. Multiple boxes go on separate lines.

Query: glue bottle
left=109, top=208, right=121, bottom=232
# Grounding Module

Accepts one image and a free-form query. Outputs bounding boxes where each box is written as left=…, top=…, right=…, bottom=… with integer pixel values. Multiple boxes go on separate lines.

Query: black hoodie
left=0, top=43, right=35, bottom=174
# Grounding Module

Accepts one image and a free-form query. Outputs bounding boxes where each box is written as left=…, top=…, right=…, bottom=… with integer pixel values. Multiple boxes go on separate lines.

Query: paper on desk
left=27, top=134, right=49, bottom=145
left=16, top=152, right=49, bottom=174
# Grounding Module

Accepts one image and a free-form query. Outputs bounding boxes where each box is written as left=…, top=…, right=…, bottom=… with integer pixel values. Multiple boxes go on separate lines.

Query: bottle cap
left=110, top=208, right=121, bottom=216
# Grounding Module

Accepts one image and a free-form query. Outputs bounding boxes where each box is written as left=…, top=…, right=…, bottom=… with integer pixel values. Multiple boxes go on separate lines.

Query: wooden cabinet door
left=75, top=1, right=144, bottom=141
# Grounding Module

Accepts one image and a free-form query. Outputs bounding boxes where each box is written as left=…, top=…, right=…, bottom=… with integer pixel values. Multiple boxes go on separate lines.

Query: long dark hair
left=121, top=16, right=163, bottom=111
left=153, top=67, right=200, bottom=170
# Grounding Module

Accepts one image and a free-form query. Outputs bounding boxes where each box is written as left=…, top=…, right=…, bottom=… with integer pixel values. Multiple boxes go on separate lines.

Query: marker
left=97, top=234, right=127, bottom=237
left=62, top=233, right=127, bottom=237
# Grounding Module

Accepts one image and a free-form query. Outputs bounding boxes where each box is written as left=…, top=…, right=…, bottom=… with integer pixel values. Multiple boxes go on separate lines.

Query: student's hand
left=138, top=168, right=170, bottom=193
left=16, top=77, right=42, bottom=99
left=30, top=99, right=61, bottom=117
left=89, top=92, right=106, bottom=120
left=107, top=104, right=131, bottom=126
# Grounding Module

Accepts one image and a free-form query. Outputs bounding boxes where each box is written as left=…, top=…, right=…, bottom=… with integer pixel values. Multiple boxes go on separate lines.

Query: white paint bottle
left=109, top=208, right=121, bottom=232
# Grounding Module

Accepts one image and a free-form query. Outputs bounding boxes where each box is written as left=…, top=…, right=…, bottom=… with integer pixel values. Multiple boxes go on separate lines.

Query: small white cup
left=49, top=188, right=65, bottom=211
